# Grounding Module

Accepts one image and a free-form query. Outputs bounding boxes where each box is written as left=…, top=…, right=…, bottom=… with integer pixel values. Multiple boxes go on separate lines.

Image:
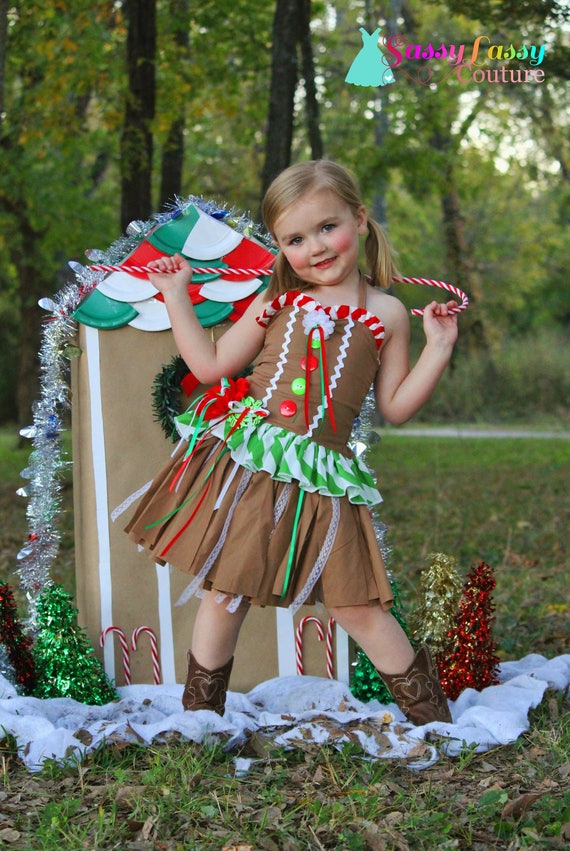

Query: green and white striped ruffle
left=222, top=421, right=382, bottom=507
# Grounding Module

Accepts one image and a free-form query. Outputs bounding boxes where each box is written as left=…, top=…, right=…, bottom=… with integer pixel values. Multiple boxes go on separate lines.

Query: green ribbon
left=280, top=488, right=305, bottom=600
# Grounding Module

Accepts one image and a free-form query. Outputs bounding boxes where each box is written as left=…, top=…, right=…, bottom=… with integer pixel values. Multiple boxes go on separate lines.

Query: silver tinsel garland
left=0, top=642, right=17, bottom=687
left=348, top=388, right=392, bottom=567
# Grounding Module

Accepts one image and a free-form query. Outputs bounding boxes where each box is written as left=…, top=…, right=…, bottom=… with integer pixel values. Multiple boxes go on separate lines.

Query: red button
left=280, top=400, right=297, bottom=417
left=301, top=355, right=319, bottom=372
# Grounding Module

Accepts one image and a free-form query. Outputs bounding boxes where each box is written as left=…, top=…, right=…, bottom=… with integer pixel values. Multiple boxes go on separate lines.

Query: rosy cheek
left=332, top=232, right=356, bottom=253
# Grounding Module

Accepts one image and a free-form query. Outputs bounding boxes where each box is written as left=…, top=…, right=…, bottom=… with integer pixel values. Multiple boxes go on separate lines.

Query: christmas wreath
left=151, top=355, right=191, bottom=441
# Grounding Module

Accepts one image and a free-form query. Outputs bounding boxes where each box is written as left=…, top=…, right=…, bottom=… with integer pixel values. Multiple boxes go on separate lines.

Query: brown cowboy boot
left=182, top=651, right=234, bottom=715
left=378, top=645, right=452, bottom=725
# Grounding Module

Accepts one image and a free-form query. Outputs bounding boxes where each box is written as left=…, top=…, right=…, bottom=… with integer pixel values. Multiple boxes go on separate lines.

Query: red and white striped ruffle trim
left=255, top=291, right=386, bottom=348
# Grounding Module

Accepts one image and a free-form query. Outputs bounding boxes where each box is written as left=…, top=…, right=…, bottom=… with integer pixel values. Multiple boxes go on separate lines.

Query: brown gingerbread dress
left=125, top=286, right=394, bottom=614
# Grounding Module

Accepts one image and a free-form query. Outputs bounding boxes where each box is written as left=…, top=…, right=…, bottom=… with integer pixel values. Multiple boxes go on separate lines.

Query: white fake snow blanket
left=0, top=653, right=568, bottom=773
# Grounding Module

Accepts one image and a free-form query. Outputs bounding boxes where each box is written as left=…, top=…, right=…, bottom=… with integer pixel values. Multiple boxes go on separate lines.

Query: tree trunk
left=12, top=220, right=48, bottom=429
left=0, top=0, right=8, bottom=116
left=298, top=0, right=323, bottom=160
left=159, top=0, right=191, bottom=207
left=260, top=0, right=300, bottom=196
left=120, top=0, right=157, bottom=231
left=439, top=156, right=488, bottom=353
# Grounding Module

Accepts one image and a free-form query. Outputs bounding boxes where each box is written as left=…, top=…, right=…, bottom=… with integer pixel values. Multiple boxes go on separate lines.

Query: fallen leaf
left=140, top=816, right=156, bottom=840
left=0, top=828, right=21, bottom=844
left=501, top=791, right=546, bottom=819
left=73, top=727, right=93, bottom=746
left=115, top=785, right=148, bottom=805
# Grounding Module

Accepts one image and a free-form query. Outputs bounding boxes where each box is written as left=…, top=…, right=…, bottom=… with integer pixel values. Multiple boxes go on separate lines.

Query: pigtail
left=365, top=218, right=400, bottom=289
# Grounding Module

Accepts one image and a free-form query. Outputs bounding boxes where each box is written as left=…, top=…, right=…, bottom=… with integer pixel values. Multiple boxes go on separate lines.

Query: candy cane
left=325, top=617, right=335, bottom=680
left=392, top=275, right=469, bottom=316
left=131, top=626, right=161, bottom=685
left=86, top=264, right=469, bottom=316
left=88, top=263, right=273, bottom=278
left=100, top=626, right=131, bottom=685
left=295, top=616, right=324, bottom=675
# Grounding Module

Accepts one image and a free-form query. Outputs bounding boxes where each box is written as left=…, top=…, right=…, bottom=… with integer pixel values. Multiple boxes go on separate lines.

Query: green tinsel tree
left=350, top=579, right=409, bottom=703
left=32, top=584, right=118, bottom=705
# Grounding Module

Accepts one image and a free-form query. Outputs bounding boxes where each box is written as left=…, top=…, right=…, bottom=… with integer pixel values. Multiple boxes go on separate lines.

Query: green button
left=291, top=377, right=306, bottom=395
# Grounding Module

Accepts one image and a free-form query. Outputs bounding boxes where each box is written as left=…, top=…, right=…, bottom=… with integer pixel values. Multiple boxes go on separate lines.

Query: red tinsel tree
left=0, top=583, right=37, bottom=695
left=437, top=562, right=501, bottom=700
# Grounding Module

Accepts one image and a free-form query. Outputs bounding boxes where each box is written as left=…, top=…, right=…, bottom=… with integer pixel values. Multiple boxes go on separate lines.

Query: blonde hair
left=262, top=160, right=399, bottom=299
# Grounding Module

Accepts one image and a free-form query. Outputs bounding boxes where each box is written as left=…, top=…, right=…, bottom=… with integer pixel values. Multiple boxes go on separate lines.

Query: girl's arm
left=374, top=297, right=458, bottom=424
left=147, top=254, right=266, bottom=384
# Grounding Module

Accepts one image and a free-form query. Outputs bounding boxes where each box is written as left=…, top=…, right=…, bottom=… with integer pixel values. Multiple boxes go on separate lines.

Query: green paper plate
left=73, top=289, right=139, bottom=329
left=194, top=300, right=234, bottom=328
left=147, top=206, right=200, bottom=253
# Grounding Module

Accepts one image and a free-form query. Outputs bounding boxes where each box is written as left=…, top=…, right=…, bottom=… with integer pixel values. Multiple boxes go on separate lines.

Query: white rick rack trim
left=261, top=301, right=299, bottom=407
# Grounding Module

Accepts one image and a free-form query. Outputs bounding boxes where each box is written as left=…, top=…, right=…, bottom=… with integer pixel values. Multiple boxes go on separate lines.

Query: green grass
left=0, top=425, right=569, bottom=849
left=371, top=434, right=569, bottom=660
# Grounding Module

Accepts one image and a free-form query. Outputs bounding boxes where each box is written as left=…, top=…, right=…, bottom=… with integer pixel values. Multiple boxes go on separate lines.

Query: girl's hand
left=147, top=253, right=193, bottom=297
left=422, top=300, right=459, bottom=348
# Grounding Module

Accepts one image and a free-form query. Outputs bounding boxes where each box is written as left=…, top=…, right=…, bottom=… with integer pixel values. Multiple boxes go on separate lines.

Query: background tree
left=0, top=0, right=568, bottom=428
left=120, top=0, right=157, bottom=229
left=261, top=0, right=323, bottom=195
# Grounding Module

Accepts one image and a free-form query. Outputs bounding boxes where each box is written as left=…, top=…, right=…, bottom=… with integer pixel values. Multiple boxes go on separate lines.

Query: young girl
left=125, top=160, right=457, bottom=724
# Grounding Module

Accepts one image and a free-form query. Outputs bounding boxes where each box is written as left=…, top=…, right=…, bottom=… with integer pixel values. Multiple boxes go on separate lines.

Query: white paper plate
left=181, top=209, right=243, bottom=260
left=97, top=270, right=158, bottom=303
left=128, top=298, right=172, bottom=331
left=199, top=277, right=262, bottom=303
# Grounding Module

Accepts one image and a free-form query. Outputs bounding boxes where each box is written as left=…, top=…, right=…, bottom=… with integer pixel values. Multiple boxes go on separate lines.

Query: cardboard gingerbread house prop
left=70, top=202, right=353, bottom=691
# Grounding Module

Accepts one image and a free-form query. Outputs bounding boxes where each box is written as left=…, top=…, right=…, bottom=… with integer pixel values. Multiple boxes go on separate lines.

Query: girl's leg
left=328, top=604, right=414, bottom=674
left=191, top=590, right=250, bottom=669
left=329, top=603, right=451, bottom=724
left=182, top=590, right=250, bottom=714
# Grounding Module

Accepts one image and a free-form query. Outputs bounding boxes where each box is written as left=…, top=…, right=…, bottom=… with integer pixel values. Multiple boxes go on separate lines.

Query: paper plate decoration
left=71, top=200, right=276, bottom=333
left=128, top=298, right=172, bottom=332
left=73, top=288, right=139, bottom=329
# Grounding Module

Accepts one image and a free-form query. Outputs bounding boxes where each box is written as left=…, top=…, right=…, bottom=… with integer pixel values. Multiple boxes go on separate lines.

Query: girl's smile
left=273, top=188, right=368, bottom=296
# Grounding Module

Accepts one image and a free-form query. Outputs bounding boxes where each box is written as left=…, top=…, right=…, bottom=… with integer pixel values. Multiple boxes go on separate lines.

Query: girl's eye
left=289, top=236, right=303, bottom=245
left=322, top=223, right=335, bottom=232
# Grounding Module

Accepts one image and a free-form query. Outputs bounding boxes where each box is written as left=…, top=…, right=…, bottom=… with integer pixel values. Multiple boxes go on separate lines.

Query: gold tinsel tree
left=409, top=553, right=463, bottom=653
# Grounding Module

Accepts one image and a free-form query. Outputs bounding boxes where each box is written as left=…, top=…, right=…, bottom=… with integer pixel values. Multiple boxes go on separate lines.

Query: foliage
left=1, top=0, right=569, bottom=420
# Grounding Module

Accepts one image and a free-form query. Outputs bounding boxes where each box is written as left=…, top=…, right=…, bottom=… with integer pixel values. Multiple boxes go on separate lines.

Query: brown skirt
left=125, top=438, right=394, bottom=612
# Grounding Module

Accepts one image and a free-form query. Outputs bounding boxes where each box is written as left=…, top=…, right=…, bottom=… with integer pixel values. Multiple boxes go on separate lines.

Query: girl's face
left=273, top=188, right=367, bottom=292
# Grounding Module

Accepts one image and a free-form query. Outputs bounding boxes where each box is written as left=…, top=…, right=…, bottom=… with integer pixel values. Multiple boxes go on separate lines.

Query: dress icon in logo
left=345, top=27, right=395, bottom=87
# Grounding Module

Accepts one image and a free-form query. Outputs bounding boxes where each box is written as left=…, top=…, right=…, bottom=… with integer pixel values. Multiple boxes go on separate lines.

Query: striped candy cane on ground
left=131, top=626, right=161, bottom=685
left=87, top=265, right=469, bottom=316
left=100, top=626, right=131, bottom=686
left=325, top=617, right=335, bottom=680
left=295, top=616, right=324, bottom=676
